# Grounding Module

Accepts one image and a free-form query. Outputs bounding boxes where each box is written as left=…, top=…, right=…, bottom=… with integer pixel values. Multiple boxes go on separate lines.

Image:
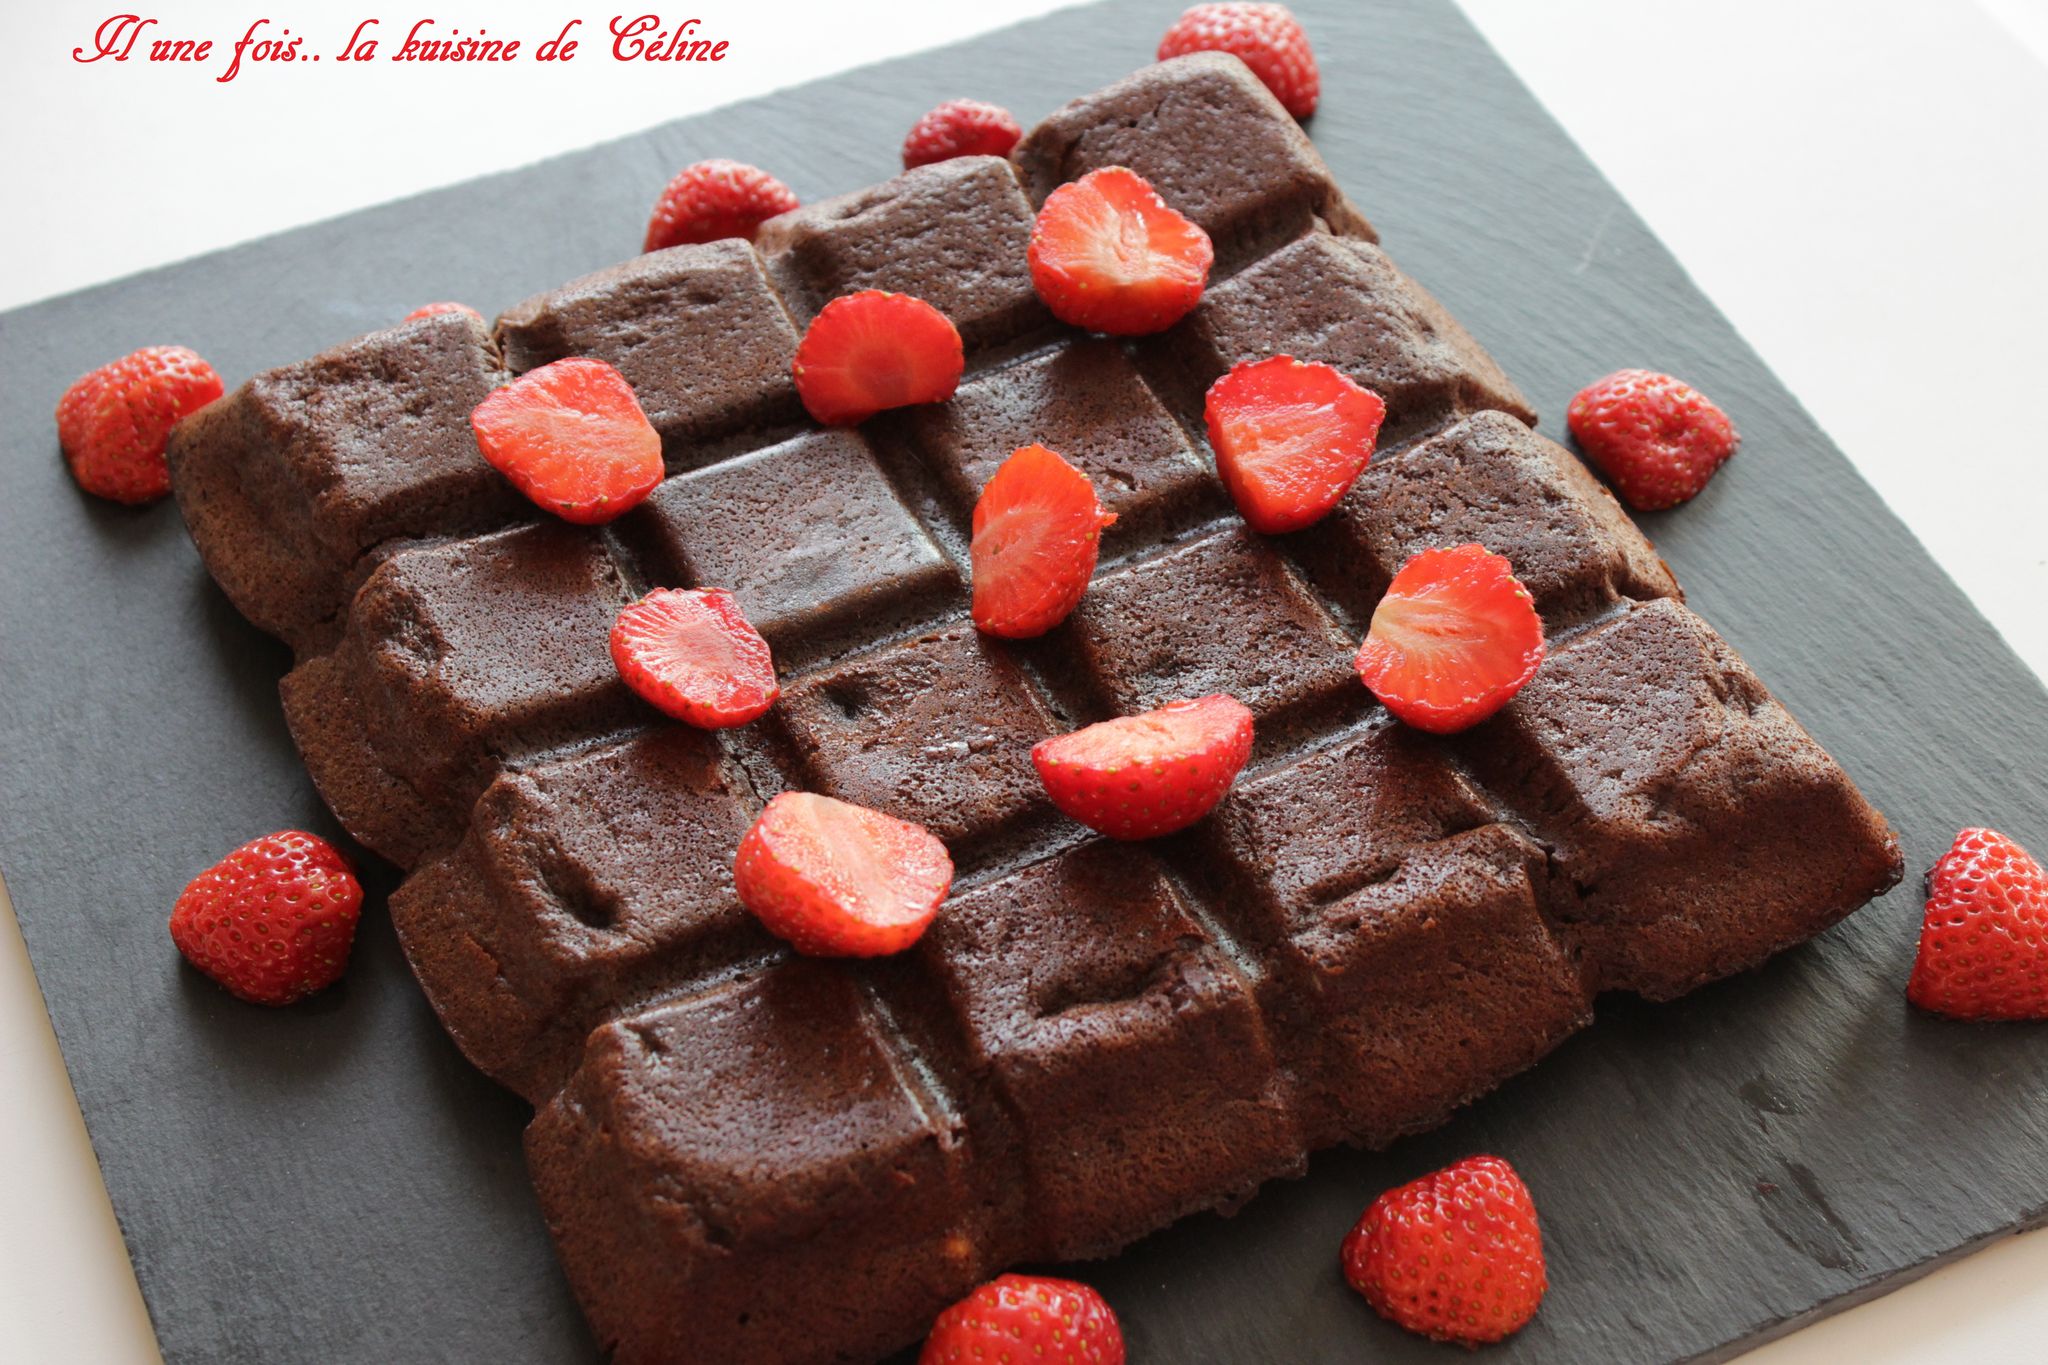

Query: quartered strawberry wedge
left=1206, top=355, right=1386, bottom=533
left=791, top=290, right=965, bottom=426
left=1033, top=694, right=1254, bottom=840
left=1027, top=166, right=1214, bottom=335
left=610, top=587, right=779, bottom=729
left=1355, top=543, right=1545, bottom=734
left=733, top=792, right=954, bottom=957
left=970, top=443, right=1117, bottom=639
left=469, top=356, right=663, bottom=524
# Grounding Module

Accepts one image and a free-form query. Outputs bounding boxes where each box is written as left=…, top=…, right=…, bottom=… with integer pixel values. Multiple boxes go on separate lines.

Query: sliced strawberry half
left=1206, top=355, right=1386, bottom=533
left=1355, top=543, right=1545, bottom=734
left=791, top=290, right=964, bottom=426
left=1032, top=694, right=1254, bottom=840
left=1027, top=166, right=1214, bottom=336
left=970, top=443, right=1117, bottom=639
left=733, top=792, right=954, bottom=957
left=470, top=357, right=663, bottom=524
left=610, top=587, right=779, bottom=729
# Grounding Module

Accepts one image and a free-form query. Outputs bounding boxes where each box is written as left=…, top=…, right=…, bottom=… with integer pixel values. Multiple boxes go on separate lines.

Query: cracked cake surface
left=166, top=52, right=1902, bottom=1365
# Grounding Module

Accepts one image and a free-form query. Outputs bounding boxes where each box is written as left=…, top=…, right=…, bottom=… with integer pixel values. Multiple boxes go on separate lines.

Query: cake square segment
left=619, top=428, right=958, bottom=658
left=1013, top=52, right=1373, bottom=270
left=166, top=311, right=525, bottom=646
left=1060, top=526, right=1361, bottom=729
left=389, top=728, right=776, bottom=1102
left=1303, top=411, right=1680, bottom=625
left=775, top=625, right=1061, bottom=850
left=913, top=842, right=1301, bottom=1260
left=1146, top=233, right=1534, bottom=434
left=899, top=339, right=1221, bottom=548
left=756, top=156, right=1052, bottom=353
left=494, top=240, right=804, bottom=464
left=279, top=522, right=639, bottom=867
left=1457, top=598, right=1902, bottom=998
left=526, top=961, right=989, bottom=1365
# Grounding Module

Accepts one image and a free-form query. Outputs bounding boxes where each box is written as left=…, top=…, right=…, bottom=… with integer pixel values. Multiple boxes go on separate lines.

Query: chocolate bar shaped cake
left=166, top=53, right=1902, bottom=1365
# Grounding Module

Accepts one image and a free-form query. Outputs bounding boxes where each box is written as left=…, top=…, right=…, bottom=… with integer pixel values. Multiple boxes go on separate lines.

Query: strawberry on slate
left=1341, top=1153, right=1549, bottom=1346
left=1355, top=543, right=1545, bottom=734
left=56, top=344, right=224, bottom=504
left=791, top=290, right=965, bottom=426
left=970, top=442, right=1117, bottom=639
left=1206, top=354, right=1386, bottom=533
left=644, top=158, right=799, bottom=252
left=733, top=792, right=953, bottom=957
left=611, top=587, right=779, bottom=729
left=1567, top=367, right=1740, bottom=511
left=921, top=1274, right=1125, bottom=1365
left=1033, top=694, right=1254, bottom=840
left=469, top=356, right=664, bottom=524
left=1028, top=166, right=1214, bottom=336
left=1908, top=827, right=2048, bottom=1021
left=1158, top=2, right=1321, bottom=119
left=403, top=301, right=483, bottom=323
left=169, top=830, right=364, bottom=1007
left=902, top=98, right=1023, bottom=169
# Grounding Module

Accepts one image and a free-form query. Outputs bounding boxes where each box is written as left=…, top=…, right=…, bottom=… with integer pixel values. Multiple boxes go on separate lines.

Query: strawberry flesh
left=970, top=443, right=1117, bottom=639
left=1033, top=694, right=1254, bottom=839
left=1355, top=543, right=1544, bottom=734
left=1908, top=827, right=2048, bottom=1020
left=611, top=588, right=779, bottom=729
left=1341, top=1153, right=1548, bottom=1346
left=1028, top=166, right=1213, bottom=336
left=1206, top=355, right=1386, bottom=532
left=470, top=356, right=663, bottom=524
left=733, top=792, right=953, bottom=957
left=792, top=290, right=964, bottom=426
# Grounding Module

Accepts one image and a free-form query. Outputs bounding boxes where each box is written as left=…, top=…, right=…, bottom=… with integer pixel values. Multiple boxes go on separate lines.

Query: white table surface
left=2, top=1, right=2043, bottom=1360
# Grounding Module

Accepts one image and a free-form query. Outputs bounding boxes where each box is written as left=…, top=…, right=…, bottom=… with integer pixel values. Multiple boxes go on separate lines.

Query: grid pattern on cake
left=166, top=54, right=1901, bottom=1365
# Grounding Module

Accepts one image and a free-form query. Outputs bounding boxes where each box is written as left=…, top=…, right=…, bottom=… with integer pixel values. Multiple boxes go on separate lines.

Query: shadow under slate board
left=1, top=0, right=2044, bottom=1361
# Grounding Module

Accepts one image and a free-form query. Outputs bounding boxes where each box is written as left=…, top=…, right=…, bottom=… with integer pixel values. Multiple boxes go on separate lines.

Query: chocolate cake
left=165, top=52, right=1903, bottom=1365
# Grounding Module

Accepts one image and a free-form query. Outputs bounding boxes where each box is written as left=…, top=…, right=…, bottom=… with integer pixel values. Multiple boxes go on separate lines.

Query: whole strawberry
left=403, top=301, right=482, bottom=323
left=644, top=158, right=799, bottom=252
left=902, top=98, right=1023, bottom=169
left=921, top=1274, right=1124, bottom=1365
left=169, top=831, right=364, bottom=1007
left=56, top=345, right=224, bottom=504
left=1908, top=827, right=2048, bottom=1021
left=1566, top=367, right=1739, bottom=511
left=1158, top=3, right=1320, bottom=119
left=1341, top=1153, right=1548, bottom=1346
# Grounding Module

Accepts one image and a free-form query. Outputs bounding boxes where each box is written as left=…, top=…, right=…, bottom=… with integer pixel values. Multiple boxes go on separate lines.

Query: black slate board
left=3, top=1, right=2045, bottom=1361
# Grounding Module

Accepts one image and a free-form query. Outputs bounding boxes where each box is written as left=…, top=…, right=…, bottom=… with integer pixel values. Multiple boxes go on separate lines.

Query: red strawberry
left=168, top=830, right=364, bottom=1007
left=733, top=792, right=953, bottom=957
left=644, top=158, right=799, bottom=252
left=1341, top=1154, right=1548, bottom=1346
left=1028, top=166, right=1213, bottom=336
left=1158, top=3, right=1321, bottom=120
left=1908, top=827, right=2048, bottom=1021
left=56, top=345, right=224, bottom=504
left=403, top=301, right=482, bottom=323
left=611, top=588, right=779, bottom=729
left=1033, top=694, right=1254, bottom=840
left=470, top=357, right=663, bottom=524
left=1566, top=368, right=1740, bottom=511
left=970, top=443, right=1117, bottom=639
left=1206, top=355, right=1386, bottom=533
left=1355, top=543, right=1544, bottom=734
left=791, top=290, right=964, bottom=426
left=921, top=1274, right=1125, bottom=1365
left=902, top=98, right=1023, bottom=169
